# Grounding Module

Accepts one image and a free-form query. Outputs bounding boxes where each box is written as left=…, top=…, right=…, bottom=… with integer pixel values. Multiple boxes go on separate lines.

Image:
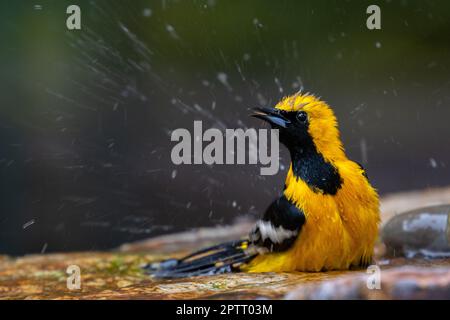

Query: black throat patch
left=289, top=135, right=343, bottom=195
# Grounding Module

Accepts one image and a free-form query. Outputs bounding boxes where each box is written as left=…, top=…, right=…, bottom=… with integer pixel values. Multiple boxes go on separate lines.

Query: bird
left=146, top=92, right=380, bottom=278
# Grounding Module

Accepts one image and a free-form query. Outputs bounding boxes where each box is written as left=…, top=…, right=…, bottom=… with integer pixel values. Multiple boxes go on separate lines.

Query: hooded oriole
left=148, top=93, right=380, bottom=278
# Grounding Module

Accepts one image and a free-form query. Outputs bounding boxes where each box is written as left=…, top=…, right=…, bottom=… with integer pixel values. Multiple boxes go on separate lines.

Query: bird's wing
left=249, top=195, right=306, bottom=253
left=145, top=195, right=305, bottom=279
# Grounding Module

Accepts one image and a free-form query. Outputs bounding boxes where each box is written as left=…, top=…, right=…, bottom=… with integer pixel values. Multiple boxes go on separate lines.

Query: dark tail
left=144, top=240, right=257, bottom=279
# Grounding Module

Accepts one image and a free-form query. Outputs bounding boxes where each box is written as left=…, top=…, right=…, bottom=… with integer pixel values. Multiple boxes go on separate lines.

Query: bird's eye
left=296, top=111, right=308, bottom=123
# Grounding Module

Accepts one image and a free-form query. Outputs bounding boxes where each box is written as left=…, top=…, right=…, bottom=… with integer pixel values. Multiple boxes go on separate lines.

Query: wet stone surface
left=382, top=205, right=450, bottom=259
left=1, top=251, right=450, bottom=299
left=1, top=188, right=450, bottom=299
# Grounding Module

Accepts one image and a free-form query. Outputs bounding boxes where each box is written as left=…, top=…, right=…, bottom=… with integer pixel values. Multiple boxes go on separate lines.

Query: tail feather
left=145, top=240, right=257, bottom=279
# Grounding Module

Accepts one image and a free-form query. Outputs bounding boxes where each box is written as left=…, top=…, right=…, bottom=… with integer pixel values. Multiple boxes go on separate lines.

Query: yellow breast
left=243, top=160, right=380, bottom=273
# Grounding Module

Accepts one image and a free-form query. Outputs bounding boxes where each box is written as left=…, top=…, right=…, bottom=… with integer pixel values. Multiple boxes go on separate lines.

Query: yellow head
left=252, top=93, right=346, bottom=163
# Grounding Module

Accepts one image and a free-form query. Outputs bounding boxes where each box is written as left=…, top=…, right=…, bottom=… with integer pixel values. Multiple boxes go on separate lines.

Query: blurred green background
left=0, top=0, right=449, bottom=255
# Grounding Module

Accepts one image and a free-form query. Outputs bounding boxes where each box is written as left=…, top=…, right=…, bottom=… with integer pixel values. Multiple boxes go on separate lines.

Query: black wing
left=146, top=195, right=305, bottom=278
left=249, top=195, right=306, bottom=252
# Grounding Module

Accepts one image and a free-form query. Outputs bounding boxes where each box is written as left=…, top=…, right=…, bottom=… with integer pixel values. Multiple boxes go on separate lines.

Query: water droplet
left=217, top=72, right=232, bottom=91
left=166, top=24, right=180, bottom=39
left=23, top=219, right=35, bottom=229
left=142, top=8, right=152, bottom=17
left=429, top=158, right=438, bottom=168
left=253, top=18, right=263, bottom=28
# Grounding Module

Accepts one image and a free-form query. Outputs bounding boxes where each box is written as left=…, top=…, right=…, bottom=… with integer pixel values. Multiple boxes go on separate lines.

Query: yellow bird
left=148, top=93, right=380, bottom=278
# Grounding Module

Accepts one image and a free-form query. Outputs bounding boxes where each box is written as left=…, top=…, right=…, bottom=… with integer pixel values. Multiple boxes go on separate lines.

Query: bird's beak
left=250, top=107, right=290, bottom=128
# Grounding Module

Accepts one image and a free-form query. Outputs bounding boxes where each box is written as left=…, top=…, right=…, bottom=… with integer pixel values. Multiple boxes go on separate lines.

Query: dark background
left=0, top=0, right=449, bottom=255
